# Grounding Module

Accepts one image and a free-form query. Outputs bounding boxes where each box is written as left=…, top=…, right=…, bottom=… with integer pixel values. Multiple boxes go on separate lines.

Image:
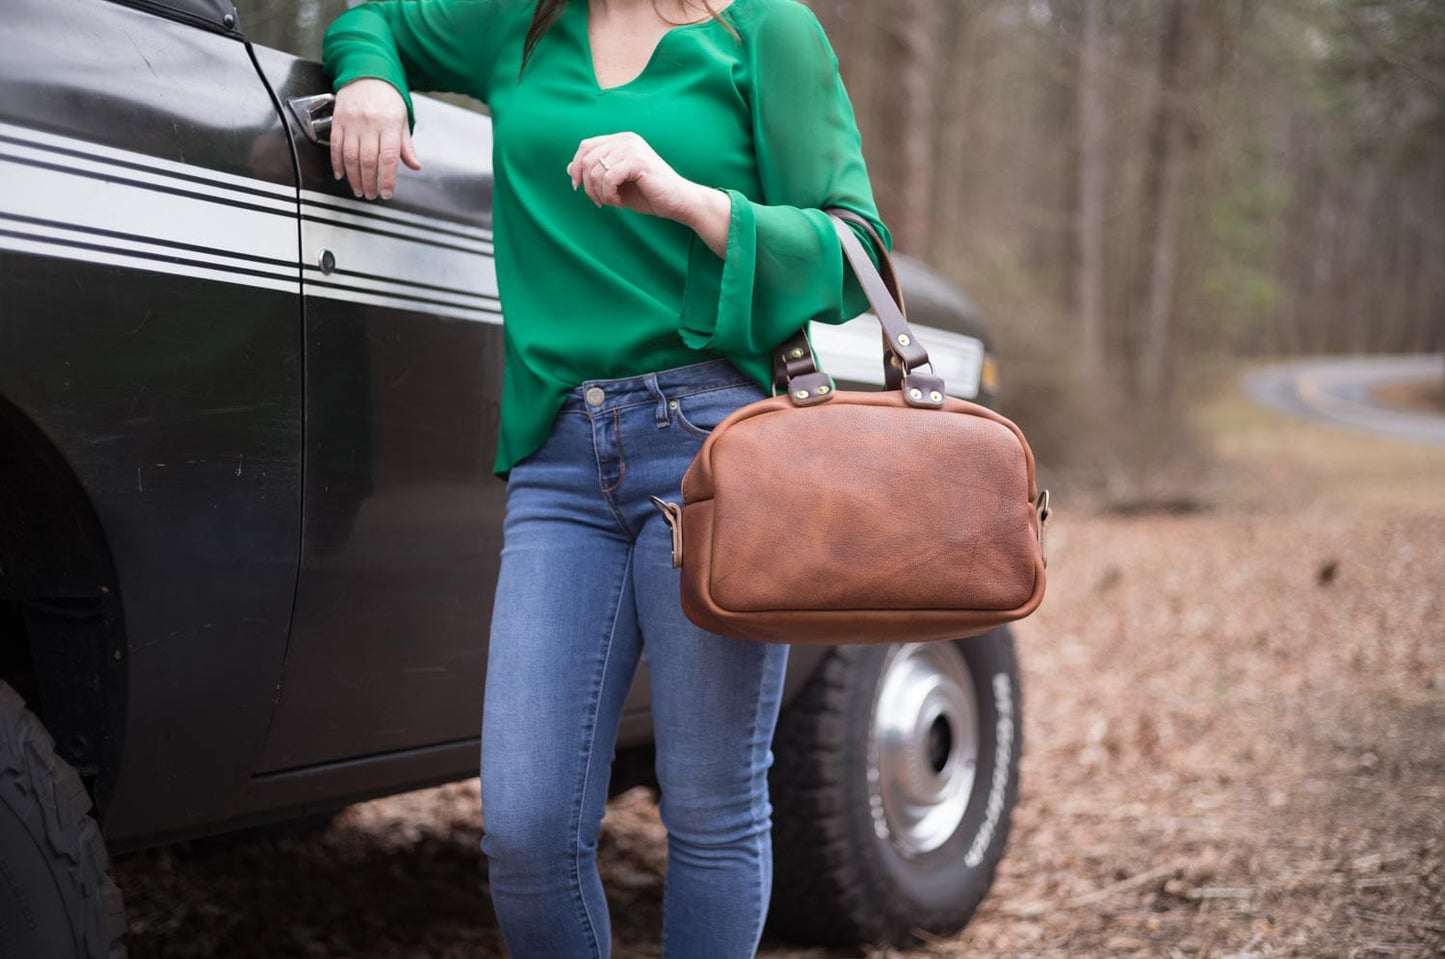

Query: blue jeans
left=479, top=358, right=791, bottom=958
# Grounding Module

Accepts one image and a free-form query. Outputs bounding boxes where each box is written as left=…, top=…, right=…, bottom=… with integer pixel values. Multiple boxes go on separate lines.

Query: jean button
left=585, top=387, right=605, bottom=407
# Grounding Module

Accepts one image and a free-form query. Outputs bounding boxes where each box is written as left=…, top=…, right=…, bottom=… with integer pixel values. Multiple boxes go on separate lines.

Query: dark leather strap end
left=900, top=371, right=947, bottom=408
left=786, top=371, right=835, bottom=406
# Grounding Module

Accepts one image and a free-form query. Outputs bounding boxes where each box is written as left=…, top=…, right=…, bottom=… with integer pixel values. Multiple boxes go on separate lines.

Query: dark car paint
left=0, top=0, right=984, bottom=856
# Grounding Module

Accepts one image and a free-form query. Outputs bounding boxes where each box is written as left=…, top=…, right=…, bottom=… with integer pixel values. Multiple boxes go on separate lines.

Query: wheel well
left=0, top=394, right=127, bottom=818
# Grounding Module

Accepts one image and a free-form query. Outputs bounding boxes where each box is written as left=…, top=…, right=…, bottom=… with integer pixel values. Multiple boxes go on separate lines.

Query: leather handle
left=772, top=207, right=947, bottom=408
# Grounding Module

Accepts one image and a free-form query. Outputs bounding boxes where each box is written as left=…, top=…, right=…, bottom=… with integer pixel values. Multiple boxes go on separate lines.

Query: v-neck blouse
left=322, top=0, right=893, bottom=480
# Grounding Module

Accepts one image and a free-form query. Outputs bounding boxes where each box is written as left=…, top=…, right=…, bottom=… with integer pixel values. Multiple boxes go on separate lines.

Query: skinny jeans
left=479, top=357, right=790, bottom=958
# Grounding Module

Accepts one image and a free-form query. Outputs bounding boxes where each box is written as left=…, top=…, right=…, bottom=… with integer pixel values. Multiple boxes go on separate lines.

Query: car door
left=0, top=0, right=305, bottom=845
left=245, top=40, right=511, bottom=771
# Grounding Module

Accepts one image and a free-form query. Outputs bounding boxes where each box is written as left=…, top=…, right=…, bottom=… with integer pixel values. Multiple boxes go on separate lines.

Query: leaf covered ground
left=112, top=381, right=1445, bottom=957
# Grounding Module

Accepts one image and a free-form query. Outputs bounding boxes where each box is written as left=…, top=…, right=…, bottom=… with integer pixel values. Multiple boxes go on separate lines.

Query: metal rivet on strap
left=897, top=333, right=911, bottom=346
left=585, top=386, right=605, bottom=406
left=889, top=355, right=901, bottom=367
left=795, top=389, right=809, bottom=399
left=908, top=388, right=922, bottom=400
left=790, top=347, right=805, bottom=358
left=929, top=390, right=942, bottom=402
left=817, top=384, right=830, bottom=394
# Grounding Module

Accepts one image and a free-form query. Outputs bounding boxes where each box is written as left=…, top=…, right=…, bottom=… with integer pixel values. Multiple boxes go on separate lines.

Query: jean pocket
left=672, top=382, right=768, bottom=440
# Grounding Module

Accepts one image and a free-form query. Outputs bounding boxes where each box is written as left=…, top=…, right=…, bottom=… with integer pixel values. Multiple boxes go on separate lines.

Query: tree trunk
left=1136, top=0, right=1191, bottom=402
left=897, top=0, right=943, bottom=251
left=1075, top=0, right=1107, bottom=385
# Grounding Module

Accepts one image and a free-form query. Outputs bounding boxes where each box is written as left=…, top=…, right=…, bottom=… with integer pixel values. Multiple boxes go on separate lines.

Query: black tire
left=766, top=627, right=1024, bottom=947
left=0, top=680, right=127, bottom=959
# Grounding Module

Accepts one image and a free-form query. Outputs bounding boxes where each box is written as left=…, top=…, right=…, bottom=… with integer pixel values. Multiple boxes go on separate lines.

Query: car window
left=104, top=0, right=241, bottom=34
left=232, top=0, right=352, bottom=62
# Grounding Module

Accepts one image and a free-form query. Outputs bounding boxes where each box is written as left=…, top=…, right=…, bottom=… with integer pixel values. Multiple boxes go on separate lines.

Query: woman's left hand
left=567, top=131, right=704, bottom=224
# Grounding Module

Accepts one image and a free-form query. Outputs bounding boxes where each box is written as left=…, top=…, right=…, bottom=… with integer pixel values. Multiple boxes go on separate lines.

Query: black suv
left=0, top=0, right=1025, bottom=954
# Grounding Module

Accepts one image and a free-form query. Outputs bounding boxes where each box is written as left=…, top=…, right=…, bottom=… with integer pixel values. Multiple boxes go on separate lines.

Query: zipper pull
left=649, top=495, right=684, bottom=569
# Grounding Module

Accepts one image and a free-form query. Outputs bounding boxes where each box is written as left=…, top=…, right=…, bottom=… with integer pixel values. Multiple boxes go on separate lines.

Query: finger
left=342, top=126, right=362, bottom=198
left=400, top=127, right=422, bottom=171
left=599, top=155, right=637, bottom=207
left=583, top=145, right=622, bottom=206
left=330, top=118, right=344, bottom=180
left=570, top=135, right=617, bottom=189
left=570, top=135, right=606, bottom=174
left=566, top=146, right=586, bottom=189
left=360, top=127, right=381, bottom=199
left=569, top=148, right=596, bottom=190
left=583, top=155, right=608, bottom=208
left=378, top=125, right=401, bottom=199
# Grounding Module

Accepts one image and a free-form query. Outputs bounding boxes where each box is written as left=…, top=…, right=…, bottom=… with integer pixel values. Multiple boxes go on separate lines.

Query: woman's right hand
left=331, top=77, right=422, bottom=200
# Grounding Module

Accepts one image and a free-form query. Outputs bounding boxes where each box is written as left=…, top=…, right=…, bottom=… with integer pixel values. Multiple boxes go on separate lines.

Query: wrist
left=676, top=181, right=730, bottom=231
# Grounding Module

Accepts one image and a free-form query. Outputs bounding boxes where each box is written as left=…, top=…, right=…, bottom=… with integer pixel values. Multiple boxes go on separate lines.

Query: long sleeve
left=677, top=0, right=893, bottom=357
left=321, top=0, right=526, bottom=135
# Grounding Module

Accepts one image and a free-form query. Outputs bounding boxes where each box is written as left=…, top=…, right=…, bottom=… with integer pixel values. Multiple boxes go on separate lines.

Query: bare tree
left=1075, top=0, right=1107, bottom=385
left=1134, top=0, right=1193, bottom=401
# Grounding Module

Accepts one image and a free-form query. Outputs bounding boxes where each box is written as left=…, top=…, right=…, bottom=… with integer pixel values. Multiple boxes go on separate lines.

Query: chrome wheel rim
left=867, top=642, right=980, bottom=858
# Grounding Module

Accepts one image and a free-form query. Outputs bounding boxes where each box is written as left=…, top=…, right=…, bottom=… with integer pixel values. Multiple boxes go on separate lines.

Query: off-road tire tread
left=767, top=640, right=1019, bottom=948
left=0, top=681, right=128, bottom=958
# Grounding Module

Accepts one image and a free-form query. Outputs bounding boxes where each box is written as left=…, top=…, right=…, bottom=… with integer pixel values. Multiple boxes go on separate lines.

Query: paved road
left=1241, top=354, right=1445, bottom=446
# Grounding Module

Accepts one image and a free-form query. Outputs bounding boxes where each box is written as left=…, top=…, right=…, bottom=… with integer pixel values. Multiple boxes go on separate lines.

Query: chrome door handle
left=287, top=93, right=335, bottom=146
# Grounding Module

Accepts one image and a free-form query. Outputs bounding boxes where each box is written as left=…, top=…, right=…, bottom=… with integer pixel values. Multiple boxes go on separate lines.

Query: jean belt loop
left=644, top=372, right=669, bottom=428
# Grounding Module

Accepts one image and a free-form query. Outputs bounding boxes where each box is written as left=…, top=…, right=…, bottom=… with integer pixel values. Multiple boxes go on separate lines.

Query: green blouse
left=322, top=0, right=892, bottom=479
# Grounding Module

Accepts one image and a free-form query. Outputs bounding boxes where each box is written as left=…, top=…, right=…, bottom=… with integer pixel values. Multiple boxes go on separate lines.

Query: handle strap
left=771, top=207, right=946, bottom=408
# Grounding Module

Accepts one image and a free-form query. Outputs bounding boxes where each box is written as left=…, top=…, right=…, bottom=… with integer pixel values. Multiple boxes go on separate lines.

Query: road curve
left=1241, top=354, right=1445, bottom=447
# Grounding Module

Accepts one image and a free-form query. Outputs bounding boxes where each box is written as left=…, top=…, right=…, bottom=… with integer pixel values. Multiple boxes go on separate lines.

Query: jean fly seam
left=600, top=409, right=627, bottom=494
left=569, top=543, right=634, bottom=958
left=599, top=410, right=635, bottom=538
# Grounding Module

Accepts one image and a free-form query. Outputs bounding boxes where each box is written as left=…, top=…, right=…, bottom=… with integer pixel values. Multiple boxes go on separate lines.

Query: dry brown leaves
left=112, top=396, right=1445, bottom=958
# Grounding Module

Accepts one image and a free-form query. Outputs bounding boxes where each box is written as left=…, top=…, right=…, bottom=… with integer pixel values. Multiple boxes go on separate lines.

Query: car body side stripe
left=0, top=123, right=503, bottom=323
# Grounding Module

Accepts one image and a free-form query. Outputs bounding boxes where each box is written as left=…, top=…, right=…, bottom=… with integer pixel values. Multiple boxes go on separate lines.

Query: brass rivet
left=795, top=389, right=809, bottom=399
left=790, top=347, right=804, bottom=358
left=817, top=384, right=830, bottom=394
left=929, top=390, right=942, bottom=402
left=889, top=355, right=901, bottom=367
left=908, top=388, right=922, bottom=400
left=897, top=333, right=911, bottom=346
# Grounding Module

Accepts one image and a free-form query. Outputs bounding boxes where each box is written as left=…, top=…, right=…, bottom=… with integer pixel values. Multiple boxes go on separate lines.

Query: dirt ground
left=111, top=378, right=1445, bottom=958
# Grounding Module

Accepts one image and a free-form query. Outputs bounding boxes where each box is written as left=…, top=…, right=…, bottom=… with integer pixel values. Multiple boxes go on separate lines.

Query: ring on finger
left=598, top=156, right=613, bottom=171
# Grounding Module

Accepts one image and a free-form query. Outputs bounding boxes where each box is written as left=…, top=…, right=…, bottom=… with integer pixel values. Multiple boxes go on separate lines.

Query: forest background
left=239, top=0, right=1445, bottom=495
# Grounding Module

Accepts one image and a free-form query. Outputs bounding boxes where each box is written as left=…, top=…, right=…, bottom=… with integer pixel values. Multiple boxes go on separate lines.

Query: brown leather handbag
left=650, top=207, right=1050, bottom=645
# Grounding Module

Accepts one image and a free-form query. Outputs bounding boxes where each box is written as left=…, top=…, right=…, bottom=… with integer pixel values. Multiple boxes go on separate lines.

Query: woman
left=320, top=0, right=891, bottom=954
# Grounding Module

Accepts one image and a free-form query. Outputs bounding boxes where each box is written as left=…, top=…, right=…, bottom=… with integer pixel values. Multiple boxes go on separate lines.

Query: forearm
left=675, top=182, right=733, bottom=259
